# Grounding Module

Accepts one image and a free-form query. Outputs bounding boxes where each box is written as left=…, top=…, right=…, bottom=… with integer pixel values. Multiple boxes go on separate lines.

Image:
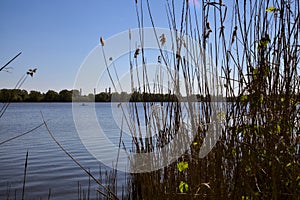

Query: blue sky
left=0, top=0, right=173, bottom=93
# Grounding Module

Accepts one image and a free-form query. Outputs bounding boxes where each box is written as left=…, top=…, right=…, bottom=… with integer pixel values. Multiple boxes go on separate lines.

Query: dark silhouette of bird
left=27, top=68, right=37, bottom=77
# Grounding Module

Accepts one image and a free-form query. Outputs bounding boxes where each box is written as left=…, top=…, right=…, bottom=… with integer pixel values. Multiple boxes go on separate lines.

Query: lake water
left=0, top=103, right=130, bottom=199
left=0, top=101, right=232, bottom=199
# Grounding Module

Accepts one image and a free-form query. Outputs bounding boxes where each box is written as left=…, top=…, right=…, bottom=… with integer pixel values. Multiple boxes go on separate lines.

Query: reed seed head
left=206, top=22, right=211, bottom=29
left=134, top=48, right=140, bottom=58
left=159, top=34, right=166, bottom=46
left=100, top=36, right=105, bottom=46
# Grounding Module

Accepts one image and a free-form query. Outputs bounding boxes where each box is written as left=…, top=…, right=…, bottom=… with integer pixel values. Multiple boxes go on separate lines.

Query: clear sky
left=0, top=0, right=175, bottom=94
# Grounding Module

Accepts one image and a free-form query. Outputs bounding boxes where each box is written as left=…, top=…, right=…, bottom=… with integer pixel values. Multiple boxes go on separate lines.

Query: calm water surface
left=0, top=103, right=129, bottom=199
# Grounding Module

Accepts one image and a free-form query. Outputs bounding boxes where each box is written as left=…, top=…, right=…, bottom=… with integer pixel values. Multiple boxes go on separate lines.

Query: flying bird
left=27, top=68, right=37, bottom=77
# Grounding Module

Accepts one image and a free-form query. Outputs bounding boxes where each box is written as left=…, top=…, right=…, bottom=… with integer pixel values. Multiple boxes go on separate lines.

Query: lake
left=0, top=103, right=130, bottom=199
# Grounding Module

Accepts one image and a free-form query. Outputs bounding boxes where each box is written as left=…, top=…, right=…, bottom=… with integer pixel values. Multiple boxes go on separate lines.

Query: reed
left=21, top=151, right=28, bottom=200
left=0, top=52, right=37, bottom=119
left=2, top=0, right=299, bottom=199
left=116, top=0, right=300, bottom=199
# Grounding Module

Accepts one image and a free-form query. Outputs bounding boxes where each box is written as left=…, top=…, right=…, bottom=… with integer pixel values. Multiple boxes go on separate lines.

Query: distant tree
left=10, top=89, right=22, bottom=102
left=0, top=89, right=29, bottom=102
left=95, top=92, right=111, bottom=102
left=19, top=89, right=29, bottom=101
left=59, top=90, right=72, bottom=102
left=44, top=90, right=59, bottom=102
left=28, top=90, right=43, bottom=102
left=129, top=91, right=141, bottom=102
left=0, top=89, right=11, bottom=102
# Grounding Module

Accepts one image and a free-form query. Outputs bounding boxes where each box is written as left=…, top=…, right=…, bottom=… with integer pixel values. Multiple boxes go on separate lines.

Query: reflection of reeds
left=21, top=150, right=28, bottom=200
left=0, top=122, right=44, bottom=146
left=41, top=112, right=119, bottom=200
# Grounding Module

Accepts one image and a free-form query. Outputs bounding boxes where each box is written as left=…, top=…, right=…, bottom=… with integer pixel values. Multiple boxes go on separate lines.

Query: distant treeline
left=0, top=89, right=234, bottom=102
left=0, top=89, right=298, bottom=102
left=2, top=88, right=293, bottom=103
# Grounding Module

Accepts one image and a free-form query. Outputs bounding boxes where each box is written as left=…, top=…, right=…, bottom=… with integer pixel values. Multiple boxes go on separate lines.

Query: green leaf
left=266, top=6, right=276, bottom=12
left=281, top=97, right=285, bottom=102
left=253, top=125, right=259, bottom=134
left=252, top=68, right=258, bottom=75
left=286, top=163, right=292, bottom=168
left=257, top=38, right=269, bottom=49
left=277, top=124, right=281, bottom=134
left=179, top=181, right=188, bottom=193
left=242, top=196, right=251, bottom=200
left=232, top=149, right=237, bottom=157
left=177, top=162, right=188, bottom=172
left=240, top=95, right=248, bottom=102
left=245, top=165, right=251, bottom=172
left=252, top=68, right=258, bottom=80
left=259, top=95, right=264, bottom=103
left=217, top=111, right=226, bottom=120
left=193, top=142, right=198, bottom=146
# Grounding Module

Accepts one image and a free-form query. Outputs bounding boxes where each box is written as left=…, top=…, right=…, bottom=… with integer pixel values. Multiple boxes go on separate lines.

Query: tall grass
left=2, top=0, right=298, bottom=199
left=116, top=0, right=300, bottom=199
